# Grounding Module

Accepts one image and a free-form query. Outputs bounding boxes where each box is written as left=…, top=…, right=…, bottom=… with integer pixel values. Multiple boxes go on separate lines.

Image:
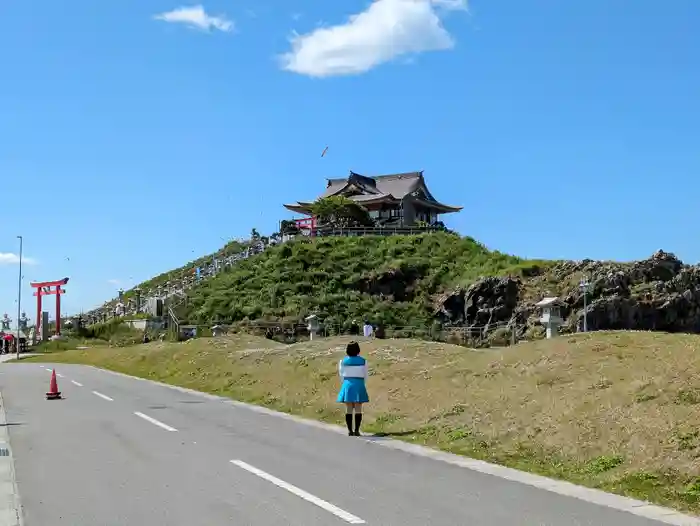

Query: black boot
left=345, top=414, right=353, bottom=435
left=354, top=414, right=363, bottom=436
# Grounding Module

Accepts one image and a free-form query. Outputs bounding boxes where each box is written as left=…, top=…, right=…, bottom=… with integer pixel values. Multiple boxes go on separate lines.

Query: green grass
left=25, top=330, right=700, bottom=515
left=178, top=233, right=554, bottom=327
left=13, top=336, right=112, bottom=359
left=35, top=319, right=145, bottom=351
left=31, top=338, right=91, bottom=354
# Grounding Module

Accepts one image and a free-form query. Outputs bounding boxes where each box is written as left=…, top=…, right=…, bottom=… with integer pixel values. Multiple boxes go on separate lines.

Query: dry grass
left=26, top=330, right=700, bottom=514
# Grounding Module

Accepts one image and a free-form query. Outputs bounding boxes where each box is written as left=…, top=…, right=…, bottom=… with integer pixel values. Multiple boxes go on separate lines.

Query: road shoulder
left=0, top=392, right=22, bottom=526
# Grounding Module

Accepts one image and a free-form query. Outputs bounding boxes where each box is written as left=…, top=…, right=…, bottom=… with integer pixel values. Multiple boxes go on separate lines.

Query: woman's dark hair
left=346, top=341, right=361, bottom=357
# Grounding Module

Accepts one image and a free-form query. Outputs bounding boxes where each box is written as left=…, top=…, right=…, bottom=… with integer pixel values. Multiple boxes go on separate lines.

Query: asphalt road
left=0, top=362, right=689, bottom=525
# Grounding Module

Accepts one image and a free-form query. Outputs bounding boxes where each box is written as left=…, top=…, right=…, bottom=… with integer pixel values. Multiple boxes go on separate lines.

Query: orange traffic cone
left=46, top=369, right=62, bottom=400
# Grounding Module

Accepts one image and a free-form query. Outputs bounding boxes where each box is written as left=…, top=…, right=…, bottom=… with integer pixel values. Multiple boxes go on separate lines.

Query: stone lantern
left=306, top=314, right=320, bottom=341
left=535, top=297, right=564, bottom=339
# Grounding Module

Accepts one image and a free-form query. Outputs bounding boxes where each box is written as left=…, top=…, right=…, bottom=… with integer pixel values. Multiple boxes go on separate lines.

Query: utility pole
left=579, top=277, right=590, bottom=332
left=16, top=235, right=23, bottom=360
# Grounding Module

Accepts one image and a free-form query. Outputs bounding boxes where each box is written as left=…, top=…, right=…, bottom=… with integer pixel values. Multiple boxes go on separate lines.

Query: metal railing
left=84, top=239, right=269, bottom=326
left=167, top=305, right=180, bottom=336
left=310, top=226, right=444, bottom=238
left=190, top=320, right=522, bottom=348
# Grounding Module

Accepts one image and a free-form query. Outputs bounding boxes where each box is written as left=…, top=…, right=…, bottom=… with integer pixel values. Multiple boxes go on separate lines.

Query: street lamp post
left=579, top=277, right=590, bottom=333
left=16, top=236, right=23, bottom=360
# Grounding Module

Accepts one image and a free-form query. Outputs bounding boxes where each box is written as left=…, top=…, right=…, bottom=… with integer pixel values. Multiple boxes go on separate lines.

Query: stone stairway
left=84, top=238, right=271, bottom=326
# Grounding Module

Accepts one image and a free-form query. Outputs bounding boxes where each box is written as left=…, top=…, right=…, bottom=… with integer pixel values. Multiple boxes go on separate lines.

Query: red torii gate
left=30, top=278, right=69, bottom=337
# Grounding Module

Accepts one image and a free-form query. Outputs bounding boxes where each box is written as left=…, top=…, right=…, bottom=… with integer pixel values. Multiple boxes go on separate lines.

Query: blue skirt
left=337, top=378, right=369, bottom=403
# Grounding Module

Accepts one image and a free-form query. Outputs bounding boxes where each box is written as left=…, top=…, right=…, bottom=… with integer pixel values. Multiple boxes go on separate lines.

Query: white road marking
left=92, top=391, right=113, bottom=401
left=71, top=380, right=83, bottom=387
left=134, top=412, right=177, bottom=432
left=98, top=366, right=700, bottom=526
left=56, top=373, right=64, bottom=378
left=231, top=460, right=366, bottom=524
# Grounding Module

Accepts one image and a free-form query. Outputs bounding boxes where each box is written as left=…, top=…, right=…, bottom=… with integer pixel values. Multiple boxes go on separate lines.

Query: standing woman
left=337, top=341, right=369, bottom=436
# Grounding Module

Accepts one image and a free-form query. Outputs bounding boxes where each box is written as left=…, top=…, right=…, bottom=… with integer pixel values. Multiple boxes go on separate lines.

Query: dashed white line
left=92, top=391, right=113, bottom=401
left=134, top=412, right=177, bottom=432
left=230, top=460, right=366, bottom=524
left=56, top=373, right=64, bottom=378
left=91, top=366, right=700, bottom=526
left=71, top=380, right=83, bottom=387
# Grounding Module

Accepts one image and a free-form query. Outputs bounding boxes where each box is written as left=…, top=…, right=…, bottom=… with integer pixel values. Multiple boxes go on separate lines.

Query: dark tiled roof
left=287, top=170, right=462, bottom=213
left=321, top=171, right=423, bottom=200
left=346, top=194, right=393, bottom=202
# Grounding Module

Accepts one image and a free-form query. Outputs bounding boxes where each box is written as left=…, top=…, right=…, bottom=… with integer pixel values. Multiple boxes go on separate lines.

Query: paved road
left=0, top=362, right=691, bottom=525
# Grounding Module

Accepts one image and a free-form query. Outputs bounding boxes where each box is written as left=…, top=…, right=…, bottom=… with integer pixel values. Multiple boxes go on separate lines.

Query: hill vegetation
left=28, top=330, right=700, bottom=514
left=176, top=232, right=553, bottom=330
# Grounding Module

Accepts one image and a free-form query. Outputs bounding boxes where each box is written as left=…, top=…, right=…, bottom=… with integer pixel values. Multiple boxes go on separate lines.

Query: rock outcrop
left=435, top=250, right=700, bottom=336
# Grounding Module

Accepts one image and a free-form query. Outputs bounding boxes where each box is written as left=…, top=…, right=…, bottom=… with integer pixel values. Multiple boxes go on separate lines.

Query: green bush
left=83, top=318, right=142, bottom=345
left=488, top=327, right=513, bottom=347
left=34, top=338, right=82, bottom=353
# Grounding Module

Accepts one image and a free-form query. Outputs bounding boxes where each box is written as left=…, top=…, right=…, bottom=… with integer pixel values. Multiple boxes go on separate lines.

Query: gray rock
left=435, top=249, right=700, bottom=338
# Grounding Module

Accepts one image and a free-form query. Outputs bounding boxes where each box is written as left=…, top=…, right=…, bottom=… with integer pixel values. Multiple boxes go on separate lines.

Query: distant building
left=283, top=171, right=462, bottom=228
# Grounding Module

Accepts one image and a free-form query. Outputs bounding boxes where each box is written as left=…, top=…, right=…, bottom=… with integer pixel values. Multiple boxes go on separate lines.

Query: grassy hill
left=27, top=330, right=700, bottom=514
left=87, top=230, right=697, bottom=340
left=170, top=234, right=699, bottom=339
left=177, top=233, right=553, bottom=329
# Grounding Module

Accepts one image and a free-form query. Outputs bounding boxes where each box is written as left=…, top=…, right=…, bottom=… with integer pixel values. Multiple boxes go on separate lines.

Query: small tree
left=309, top=196, right=374, bottom=229
left=280, top=220, right=301, bottom=235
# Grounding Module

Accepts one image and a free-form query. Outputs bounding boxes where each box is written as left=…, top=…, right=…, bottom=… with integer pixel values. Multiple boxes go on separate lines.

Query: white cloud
left=279, top=0, right=466, bottom=77
left=0, top=253, right=36, bottom=265
left=107, top=279, right=121, bottom=286
left=154, top=5, right=233, bottom=32
left=432, top=0, right=468, bottom=10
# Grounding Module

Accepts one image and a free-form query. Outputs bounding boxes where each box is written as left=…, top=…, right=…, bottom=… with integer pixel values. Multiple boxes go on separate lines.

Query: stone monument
left=134, top=287, right=142, bottom=314
left=18, top=312, right=28, bottom=332
left=41, top=311, right=50, bottom=341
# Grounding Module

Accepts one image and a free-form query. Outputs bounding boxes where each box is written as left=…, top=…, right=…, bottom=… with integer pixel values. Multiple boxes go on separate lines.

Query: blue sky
left=0, top=0, right=698, bottom=320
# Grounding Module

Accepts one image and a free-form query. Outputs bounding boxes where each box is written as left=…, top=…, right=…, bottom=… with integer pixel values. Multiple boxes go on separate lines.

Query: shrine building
left=283, top=171, right=462, bottom=229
